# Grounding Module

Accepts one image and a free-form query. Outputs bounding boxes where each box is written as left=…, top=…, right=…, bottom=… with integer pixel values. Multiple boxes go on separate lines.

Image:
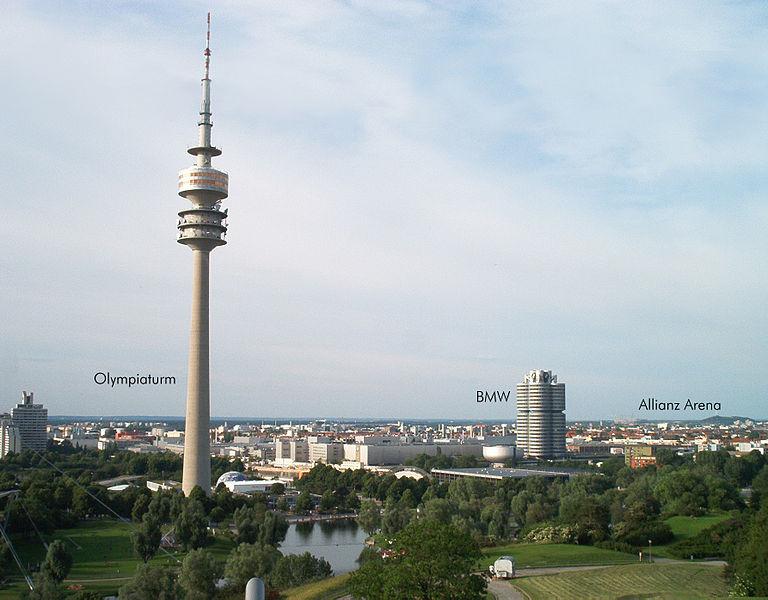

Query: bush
left=593, top=540, right=638, bottom=555
left=614, top=520, right=673, bottom=546
left=523, top=524, right=578, bottom=544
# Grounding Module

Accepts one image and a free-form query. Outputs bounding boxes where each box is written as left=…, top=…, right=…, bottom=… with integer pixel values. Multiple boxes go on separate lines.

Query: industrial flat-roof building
left=431, top=467, right=575, bottom=484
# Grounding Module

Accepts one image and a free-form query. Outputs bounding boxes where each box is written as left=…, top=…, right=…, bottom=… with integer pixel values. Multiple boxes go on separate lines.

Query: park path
left=488, top=579, right=525, bottom=599
left=654, top=557, right=727, bottom=566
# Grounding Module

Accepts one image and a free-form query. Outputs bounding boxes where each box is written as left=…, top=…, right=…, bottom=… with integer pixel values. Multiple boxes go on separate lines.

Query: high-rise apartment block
left=516, top=370, right=566, bottom=459
left=11, top=391, right=48, bottom=453
left=0, top=414, right=21, bottom=457
left=275, top=439, right=310, bottom=465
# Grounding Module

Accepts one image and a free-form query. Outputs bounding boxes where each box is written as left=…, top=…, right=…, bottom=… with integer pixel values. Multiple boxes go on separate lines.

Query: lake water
left=279, top=520, right=367, bottom=574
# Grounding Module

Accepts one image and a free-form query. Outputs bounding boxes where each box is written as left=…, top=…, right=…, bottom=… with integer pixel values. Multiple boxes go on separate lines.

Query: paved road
left=488, top=579, right=525, bottom=600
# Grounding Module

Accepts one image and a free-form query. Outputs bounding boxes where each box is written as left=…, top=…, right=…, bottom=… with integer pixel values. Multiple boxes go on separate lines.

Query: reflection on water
left=280, top=521, right=366, bottom=574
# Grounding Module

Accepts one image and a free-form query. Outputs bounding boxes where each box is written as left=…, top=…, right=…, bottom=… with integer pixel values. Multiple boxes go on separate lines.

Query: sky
left=2, top=1, right=767, bottom=420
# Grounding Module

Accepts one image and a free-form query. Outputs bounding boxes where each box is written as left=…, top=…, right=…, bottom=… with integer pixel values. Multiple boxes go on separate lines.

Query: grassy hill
left=481, top=543, right=636, bottom=570
left=282, top=573, right=351, bottom=600
left=652, top=513, right=732, bottom=558
left=512, top=563, right=728, bottom=599
left=0, top=519, right=236, bottom=598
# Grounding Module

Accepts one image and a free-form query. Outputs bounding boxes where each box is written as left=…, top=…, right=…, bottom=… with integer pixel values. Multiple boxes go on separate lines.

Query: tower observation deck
left=178, top=13, right=228, bottom=496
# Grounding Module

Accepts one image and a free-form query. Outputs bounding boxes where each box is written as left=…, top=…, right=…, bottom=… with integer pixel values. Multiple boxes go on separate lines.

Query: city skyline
left=4, top=2, right=768, bottom=420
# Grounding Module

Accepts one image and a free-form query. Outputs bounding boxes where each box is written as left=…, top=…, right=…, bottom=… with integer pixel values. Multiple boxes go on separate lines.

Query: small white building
left=225, top=479, right=278, bottom=494
left=147, top=480, right=182, bottom=492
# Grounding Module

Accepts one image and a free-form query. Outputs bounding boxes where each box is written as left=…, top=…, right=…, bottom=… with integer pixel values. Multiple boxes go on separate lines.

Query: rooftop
left=431, top=467, right=579, bottom=479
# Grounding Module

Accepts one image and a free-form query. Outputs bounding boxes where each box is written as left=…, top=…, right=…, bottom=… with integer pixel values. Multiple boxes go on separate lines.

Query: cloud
left=2, top=1, right=766, bottom=419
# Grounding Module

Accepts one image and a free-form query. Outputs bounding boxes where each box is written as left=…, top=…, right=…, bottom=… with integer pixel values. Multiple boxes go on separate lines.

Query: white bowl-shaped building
left=483, top=445, right=516, bottom=462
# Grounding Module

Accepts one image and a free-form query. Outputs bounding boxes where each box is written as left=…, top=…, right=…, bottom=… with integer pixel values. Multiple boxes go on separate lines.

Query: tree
left=27, top=574, right=63, bottom=600
left=175, top=498, right=210, bottom=550
left=71, top=592, right=102, bottom=600
left=21, top=572, right=64, bottom=600
left=118, top=564, right=178, bottom=600
left=260, top=511, right=288, bottom=548
left=349, top=520, right=486, bottom=600
left=41, top=540, right=73, bottom=583
left=654, top=469, right=709, bottom=516
left=733, top=503, right=768, bottom=595
left=178, top=549, right=222, bottom=600
left=5, top=498, right=55, bottom=535
left=270, top=482, right=286, bottom=495
left=71, top=487, right=92, bottom=519
left=357, top=500, right=381, bottom=535
left=209, top=506, right=226, bottom=524
left=559, top=492, right=610, bottom=543
left=131, top=493, right=151, bottom=522
left=188, top=485, right=212, bottom=513
left=234, top=505, right=261, bottom=545
left=422, top=498, right=453, bottom=525
left=224, top=543, right=281, bottom=591
left=270, top=552, right=332, bottom=588
left=345, top=493, right=361, bottom=511
left=381, top=498, right=411, bottom=534
left=752, top=465, right=768, bottom=508
left=147, top=490, right=172, bottom=523
left=319, top=490, right=337, bottom=512
left=295, top=490, right=312, bottom=513
left=398, top=489, right=415, bottom=510
left=132, top=514, right=162, bottom=563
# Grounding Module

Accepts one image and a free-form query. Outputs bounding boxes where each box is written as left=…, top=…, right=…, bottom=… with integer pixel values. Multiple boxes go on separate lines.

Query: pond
left=279, top=520, right=367, bottom=574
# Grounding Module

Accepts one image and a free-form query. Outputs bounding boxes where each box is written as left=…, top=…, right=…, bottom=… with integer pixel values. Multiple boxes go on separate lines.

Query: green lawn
left=512, top=563, right=728, bottom=599
left=283, top=573, right=351, bottom=600
left=653, top=513, right=732, bottom=558
left=0, top=519, right=236, bottom=598
left=481, top=543, right=636, bottom=569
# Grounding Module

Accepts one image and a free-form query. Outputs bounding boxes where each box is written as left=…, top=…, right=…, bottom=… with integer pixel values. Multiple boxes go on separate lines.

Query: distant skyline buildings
left=516, top=370, right=566, bottom=459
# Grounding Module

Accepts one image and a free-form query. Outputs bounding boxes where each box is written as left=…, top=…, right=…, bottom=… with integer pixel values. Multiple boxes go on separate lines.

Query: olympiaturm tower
left=178, top=14, right=228, bottom=495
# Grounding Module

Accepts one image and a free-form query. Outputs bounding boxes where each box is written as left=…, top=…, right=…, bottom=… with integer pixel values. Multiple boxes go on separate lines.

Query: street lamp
left=648, top=539, right=653, bottom=563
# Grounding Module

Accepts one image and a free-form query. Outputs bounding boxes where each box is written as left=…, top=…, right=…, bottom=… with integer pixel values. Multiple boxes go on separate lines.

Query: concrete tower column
left=182, top=250, right=212, bottom=495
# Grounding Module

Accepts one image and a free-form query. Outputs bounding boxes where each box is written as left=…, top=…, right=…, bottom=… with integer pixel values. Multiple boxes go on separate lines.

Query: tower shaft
left=182, top=250, right=212, bottom=495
